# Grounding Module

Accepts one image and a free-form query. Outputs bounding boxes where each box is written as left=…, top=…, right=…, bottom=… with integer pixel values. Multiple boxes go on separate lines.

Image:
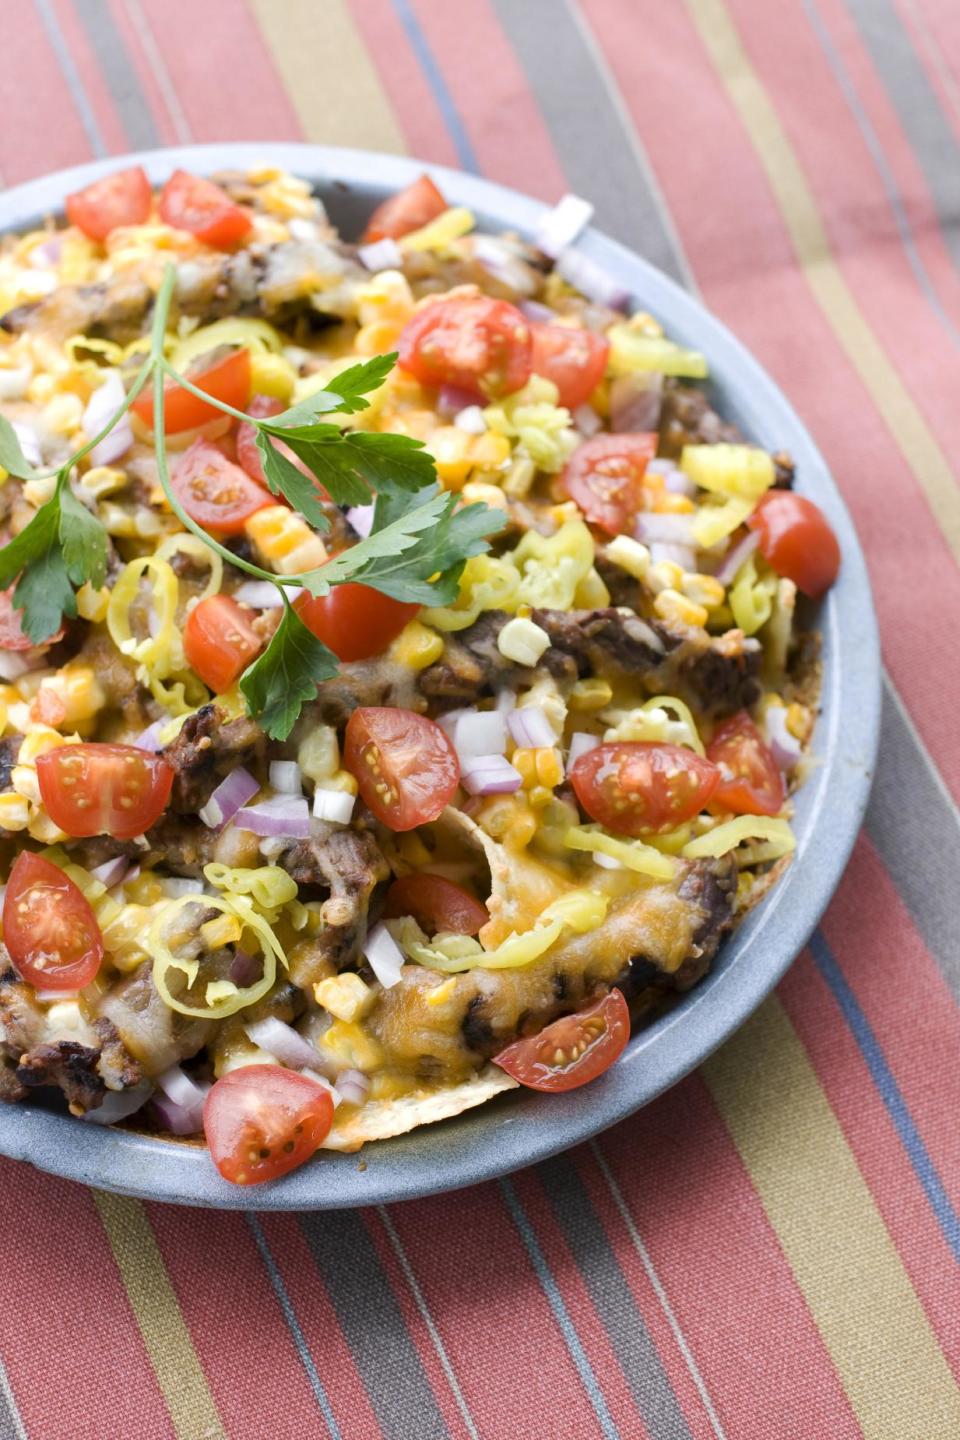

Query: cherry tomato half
left=707, top=711, right=784, bottom=817
left=562, top=433, right=657, bottom=535
left=363, top=175, right=447, bottom=243
left=184, top=595, right=263, bottom=695
left=203, top=1065, right=335, bottom=1185
left=747, top=491, right=840, bottom=599
left=530, top=324, right=610, bottom=410
left=159, top=169, right=253, bottom=249
left=384, top=873, right=489, bottom=936
left=295, top=585, right=418, bottom=664
left=398, top=295, right=532, bottom=398
left=570, top=741, right=720, bottom=838
left=65, top=166, right=151, bottom=242
left=171, top=438, right=272, bottom=535
left=2, top=852, right=103, bottom=992
left=494, top=989, right=630, bottom=1092
left=36, top=743, right=174, bottom=840
left=236, top=393, right=326, bottom=500
left=344, top=707, right=460, bottom=832
left=132, top=347, right=251, bottom=434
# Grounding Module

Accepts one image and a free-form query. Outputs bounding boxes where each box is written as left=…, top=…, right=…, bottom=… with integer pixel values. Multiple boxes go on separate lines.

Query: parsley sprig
left=0, top=261, right=505, bottom=738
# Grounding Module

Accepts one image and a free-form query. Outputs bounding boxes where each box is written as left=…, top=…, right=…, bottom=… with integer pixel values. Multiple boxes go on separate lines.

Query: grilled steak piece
left=0, top=735, right=21, bottom=791
left=658, top=380, right=793, bottom=485
left=283, top=827, right=391, bottom=983
left=163, top=704, right=265, bottom=813
left=98, top=962, right=214, bottom=1080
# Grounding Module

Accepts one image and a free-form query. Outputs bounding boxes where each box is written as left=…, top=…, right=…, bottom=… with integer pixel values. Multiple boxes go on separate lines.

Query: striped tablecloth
left=2, top=3, right=959, bottom=1436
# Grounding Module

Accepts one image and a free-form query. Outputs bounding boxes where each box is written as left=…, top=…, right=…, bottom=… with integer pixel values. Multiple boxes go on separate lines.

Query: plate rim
left=0, top=143, right=881, bottom=1209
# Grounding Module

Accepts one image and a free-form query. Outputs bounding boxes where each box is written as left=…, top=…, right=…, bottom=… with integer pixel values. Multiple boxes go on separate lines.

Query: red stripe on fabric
left=780, top=940, right=960, bottom=1380
left=407, top=0, right=568, bottom=199
left=0, top=1166, right=172, bottom=1437
left=256, top=1213, right=383, bottom=1438
left=376, top=1181, right=604, bottom=1439
left=136, top=0, right=302, bottom=141
left=105, top=0, right=183, bottom=146
left=146, top=1205, right=325, bottom=1439
left=0, top=5, right=92, bottom=182
left=581, top=0, right=960, bottom=803
left=596, top=1077, right=862, bottom=1439
left=513, top=1169, right=654, bottom=1438
left=347, top=0, right=459, bottom=166
left=50, top=0, right=130, bottom=153
left=362, top=1208, right=474, bottom=1439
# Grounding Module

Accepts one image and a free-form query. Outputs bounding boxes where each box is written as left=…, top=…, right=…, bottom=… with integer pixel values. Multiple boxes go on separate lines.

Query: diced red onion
left=199, top=766, right=260, bottom=829
left=535, top=194, right=595, bottom=259
left=245, top=1016, right=325, bottom=1070
left=83, top=370, right=133, bottom=467
left=610, top=372, right=663, bottom=433
left=437, top=384, right=481, bottom=419
left=269, top=760, right=302, bottom=794
left=664, top=469, right=698, bottom=497
left=495, top=689, right=516, bottom=714
left=34, top=988, right=79, bottom=1003
left=507, top=705, right=555, bottom=750
left=152, top=1091, right=206, bottom=1136
left=364, top=922, right=405, bottom=989
left=313, top=787, right=356, bottom=824
left=573, top=403, right=603, bottom=437
left=0, top=366, right=31, bottom=402
left=519, top=299, right=557, bottom=324
left=346, top=504, right=374, bottom=539
left=29, top=236, right=62, bottom=267
left=437, top=707, right=470, bottom=739
left=158, top=1062, right=207, bottom=1110
left=161, top=877, right=205, bottom=898
left=302, top=1068, right=341, bottom=1106
left=0, top=650, right=40, bottom=680
left=455, top=709, right=508, bottom=760
left=567, top=731, right=600, bottom=768
left=134, top=720, right=164, bottom=753
left=714, top=530, right=760, bottom=587
left=556, top=250, right=630, bottom=310
left=231, top=581, right=291, bottom=609
left=593, top=850, right=624, bottom=870
left=461, top=754, right=523, bottom=796
left=229, top=948, right=262, bottom=986
left=473, top=236, right=537, bottom=295
left=90, top=857, right=130, bottom=889
left=357, top=237, right=403, bottom=271
left=288, top=217, right=321, bottom=243
left=82, top=1081, right=153, bottom=1126
left=764, top=705, right=803, bottom=772
left=650, top=542, right=697, bottom=572
left=335, top=1068, right=370, bottom=1107
left=12, top=422, right=41, bottom=468
left=635, top=513, right=696, bottom=546
left=454, top=405, right=487, bottom=435
left=237, top=796, right=311, bottom=839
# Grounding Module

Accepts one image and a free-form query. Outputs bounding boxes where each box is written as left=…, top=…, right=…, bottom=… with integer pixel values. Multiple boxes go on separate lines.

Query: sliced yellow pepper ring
left=564, top=825, right=679, bottom=881
left=154, top=532, right=223, bottom=604
left=681, top=816, right=795, bottom=861
left=147, top=893, right=288, bottom=1019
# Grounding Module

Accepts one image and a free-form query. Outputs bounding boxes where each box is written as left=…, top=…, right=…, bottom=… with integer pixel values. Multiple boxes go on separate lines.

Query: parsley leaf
left=0, top=482, right=108, bottom=642
left=239, top=603, right=339, bottom=741
left=254, top=433, right=330, bottom=530
left=262, top=428, right=435, bottom=507
left=0, top=415, right=40, bottom=481
left=14, top=544, right=76, bottom=644
left=349, top=486, right=507, bottom=604
left=267, top=354, right=399, bottom=427
left=59, top=486, right=108, bottom=590
left=300, top=488, right=454, bottom=596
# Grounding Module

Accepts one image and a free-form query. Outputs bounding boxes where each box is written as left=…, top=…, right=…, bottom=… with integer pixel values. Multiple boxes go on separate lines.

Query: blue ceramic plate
left=0, top=145, right=880, bottom=1209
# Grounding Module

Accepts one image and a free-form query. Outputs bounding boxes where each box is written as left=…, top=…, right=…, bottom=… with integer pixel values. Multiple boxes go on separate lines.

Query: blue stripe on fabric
left=390, top=0, right=479, bottom=172
left=499, top=1178, right=621, bottom=1440
left=246, top=1215, right=342, bottom=1440
left=809, top=929, right=960, bottom=1261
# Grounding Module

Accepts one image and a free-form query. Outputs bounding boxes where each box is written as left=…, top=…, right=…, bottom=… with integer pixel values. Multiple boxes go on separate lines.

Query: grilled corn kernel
left=512, top=747, right=564, bottom=790
left=298, top=724, right=339, bottom=783
left=569, top=677, right=613, bottom=710
left=426, top=977, right=458, bottom=1007
left=475, top=794, right=537, bottom=848
left=390, top=620, right=443, bottom=670
left=682, top=573, right=725, bottom=610
left=397, top=833, right=432, bottom=868
left=201, top=913, right=243, bottom=949
left=573, top=566, right=611, bottom=608
left=652, top=491, right=696, bottom=515
left=75, top=583, right=110, bottom=622
left=605, top=535, right=650, bottom=581
left=319, top=769, right=359, bottom=796
left=44, top=392, right=83, bottom=435
left=249, top=349, right=296, bottom=400
left=22, top=474, right=58, bottom=507
left=471, top=431, right=511, bottom=471
left=315, top=973, right=374, bottom=1023
left=33, top=666, right=105, bottom=728
left=497, top=616, right=550, bottom=666
left=787, top=702, right=812, bottom=741
left=503, top=455, right=536, bottom=499
left=355, top=320, right=403, bottom=356
left=27, top=809, right=68, bottom=844
left=318, top=1020, right=383, bottom=1073
left=18, top=727, right=71, bottom=766
left=653, top=588, right=709, bottom=629
left=648, top=560, right=685, bottom=593
left=81, top=465, right=127, bottom=499
left=529, top=785, right=554, bottom=809
left=244, top=505, right=327, bottom=574
left=0, top=793, right=29, bottom=831
left=461, top=480, right=508, bottom=510
left=429, top=426, right=472, bottom=487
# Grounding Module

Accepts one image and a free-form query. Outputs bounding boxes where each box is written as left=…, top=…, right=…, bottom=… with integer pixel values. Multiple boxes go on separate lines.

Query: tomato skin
left=344, top=708, right=460, bottom=832
left=159, top=169, right=253, bottom=249
left=203, top=1065, right=334, bottom=1185
left=171, top=439, right=272, bottom=535
left=562, top=433, right=657, bottom=535
left=530, top=324, right=610, bottom=409
left=363, top=175, right=447, bottom=242
left=3, top=852, right=103, bottom=992
left=707, top=712, right=784, bottom=817
left=494, top=990, right=630, bottom=1092
left=295, top=585, right=418, bottom=664
left=132, top=348, right=251, bottom=434
left=747, top=491, right=840, bottom=599
left=65, top=166, right=151, bottom=242
left=184, top=595, right=263, bottom=694
left=398, top=295, right=532, bottom=398
left=36, top=743, right=174, bottom=840
left=384, top=873, right=489, bottom=935
left=236, top=393, right=327, bottom=500
left=571, top=741, right=720, bottom=837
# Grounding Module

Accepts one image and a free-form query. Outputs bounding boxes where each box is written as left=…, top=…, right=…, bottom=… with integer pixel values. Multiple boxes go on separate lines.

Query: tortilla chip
left=320, top=1064, right=519, bottom=1152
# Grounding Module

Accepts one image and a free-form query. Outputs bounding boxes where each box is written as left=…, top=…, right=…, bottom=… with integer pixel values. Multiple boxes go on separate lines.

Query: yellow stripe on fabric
left=93, top=1192, right=226, bottom=1440
left=248, top=0, right=406, bottom=153
left=685, top=0, right=960, bottom=562
left=703, top=996, right=960, bottom=1440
